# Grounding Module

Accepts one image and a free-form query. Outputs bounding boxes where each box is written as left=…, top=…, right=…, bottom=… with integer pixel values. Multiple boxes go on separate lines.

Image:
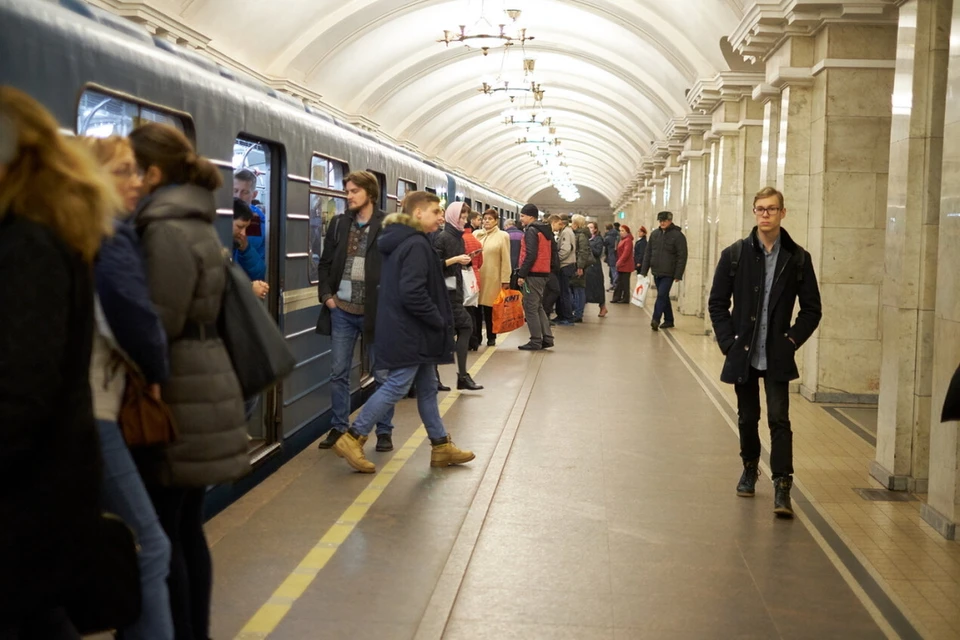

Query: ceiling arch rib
left=484, top=155, right=622, bottom=200
left=509, top=167, right=621, bottom=202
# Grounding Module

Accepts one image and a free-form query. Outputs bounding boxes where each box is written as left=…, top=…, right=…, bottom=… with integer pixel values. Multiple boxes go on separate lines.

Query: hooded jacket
left=518, top=221, right=558, bottom=278
left=375, top=214, right=455, bottom=370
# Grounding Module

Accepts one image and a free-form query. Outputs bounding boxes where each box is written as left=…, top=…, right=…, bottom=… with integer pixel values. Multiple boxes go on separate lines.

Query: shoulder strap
left=729, top=239, right=743, bottom=278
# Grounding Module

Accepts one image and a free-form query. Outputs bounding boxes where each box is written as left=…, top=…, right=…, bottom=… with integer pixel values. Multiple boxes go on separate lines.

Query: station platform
left=206, top=298, right=957, bottom=640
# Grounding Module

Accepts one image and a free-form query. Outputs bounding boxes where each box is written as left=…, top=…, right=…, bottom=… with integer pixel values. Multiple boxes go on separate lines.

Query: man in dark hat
left=516, top=204, right=558, bottom=350
left=641, top=211, right=688, bottom=331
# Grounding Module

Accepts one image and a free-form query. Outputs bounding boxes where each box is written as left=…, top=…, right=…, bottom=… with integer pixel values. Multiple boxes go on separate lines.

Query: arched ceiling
left=174, top=0, right=744, bottom=203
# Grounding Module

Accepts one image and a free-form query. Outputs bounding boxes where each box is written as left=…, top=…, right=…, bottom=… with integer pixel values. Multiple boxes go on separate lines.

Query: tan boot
left=333, top=434, right=367, bottom=458
left=430, top=437, right=475, bottom=468
left=334, top=432, right=375, bottom=473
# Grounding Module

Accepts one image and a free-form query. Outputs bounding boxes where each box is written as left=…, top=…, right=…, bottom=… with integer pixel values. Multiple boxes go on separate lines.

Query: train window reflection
left=396, top=179, right=416, bottom=212
left=308, top=154, right=349, bottom=284
left=77, top=89, right=184, bottom=137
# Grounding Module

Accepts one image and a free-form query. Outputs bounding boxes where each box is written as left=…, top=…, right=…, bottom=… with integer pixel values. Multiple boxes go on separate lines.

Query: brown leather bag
left=118, top=369, right=177, bottom=448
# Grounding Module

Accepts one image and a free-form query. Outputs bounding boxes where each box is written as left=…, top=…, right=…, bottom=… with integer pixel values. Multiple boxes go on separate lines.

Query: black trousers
left=735, top=367, right=793, bottom=478
left=0, top=608, right=80, bottom=640
left=542, top=273, right=560, bottom=316
left=467, top=305, right=483, bottom=347
left=148, top=485, right=211, bottom=640
left=612, top=271, right=631, bottom=302
left=481, top=305, right=496, bottom=341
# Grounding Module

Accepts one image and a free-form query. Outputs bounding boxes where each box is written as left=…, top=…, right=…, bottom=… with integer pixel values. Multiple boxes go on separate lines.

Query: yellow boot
left=334, top=432, right=375, bottom=473
left=333, top=434, right=367, bottom=458
left=430, top=437, right=475, bottom=468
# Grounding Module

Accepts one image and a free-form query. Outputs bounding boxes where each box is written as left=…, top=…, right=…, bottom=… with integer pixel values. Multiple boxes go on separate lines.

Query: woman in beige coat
left=475, top=209, right=513, bottom=346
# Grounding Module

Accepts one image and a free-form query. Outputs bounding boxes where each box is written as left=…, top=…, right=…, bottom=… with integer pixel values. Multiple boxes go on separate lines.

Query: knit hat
left=519, top=203, right=539, bottom=219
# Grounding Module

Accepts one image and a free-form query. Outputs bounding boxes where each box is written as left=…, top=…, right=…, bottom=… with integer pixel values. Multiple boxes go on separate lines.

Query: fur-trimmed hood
left=379, top=213, right=426, bottom=256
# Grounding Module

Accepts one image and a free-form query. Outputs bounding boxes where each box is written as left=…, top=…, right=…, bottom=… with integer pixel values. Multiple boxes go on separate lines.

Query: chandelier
left=479, top=57, right=543, bottom=102
left=438, top=0, right=533, bottom=56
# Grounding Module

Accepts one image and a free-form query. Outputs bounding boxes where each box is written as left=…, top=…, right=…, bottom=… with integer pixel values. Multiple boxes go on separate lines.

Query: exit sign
left=618, top=212, right=625, bottom=219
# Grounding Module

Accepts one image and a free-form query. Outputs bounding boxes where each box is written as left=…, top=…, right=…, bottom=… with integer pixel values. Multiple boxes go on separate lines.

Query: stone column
left=922, top=0, right=960, bottom=540
left=873, top=0, right=951, bottom=494
left=756, top=84, right=781, bottom=189
left=678, top=127, right=709, bottom=319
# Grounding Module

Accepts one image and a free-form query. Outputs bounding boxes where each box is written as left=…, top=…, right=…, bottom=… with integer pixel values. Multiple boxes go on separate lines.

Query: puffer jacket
left=134, top=184, right=249, bottom=488
left=570, top=227, right=594, bottom=288
left=641, top=223, right=688, bottom=280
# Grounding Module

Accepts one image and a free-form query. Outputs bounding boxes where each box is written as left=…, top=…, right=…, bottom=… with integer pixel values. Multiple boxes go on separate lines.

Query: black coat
left=708, top=227, right=822, bottom=385
left=586, top=234, right=606, bottom=304
left=315, top=209, right=386, bottom=341
left=434, top=224, right=467, bottom=303
left=603, top=229, right=619, bottom=266
left=641, top=223, right=688, bottom=280
left=0, top=215, right=102, bottom=616
left=375, top=216, right=455, bottom=370
left=633, top=237, right=647, bottom=273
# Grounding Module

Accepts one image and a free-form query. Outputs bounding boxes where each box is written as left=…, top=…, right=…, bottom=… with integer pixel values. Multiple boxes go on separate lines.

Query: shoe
left=334, top=431, right=375, bottom=473
left=651, top=320, right=660, bottom=332
left=518, top=342, right=541, bottom=351
left=487, top=338, right=497, bottom=347
left=773, top=477, right=794, bottom=518
left=376, top=433, right=394, bottom=452
left=541, top=339, right=555, bottom=349
left=430, top=436, right=475, bottom=467
left=573, top=318, right=583, bottom=323
left=438, top=381, right=451, bottom=392
left=598, top=308, right=608, bottom=318
left=555, top=319, right=574, bottom=326
left=736, top=458, right=760, bottom=497
left=457, top=374, right=484, bottom=390
left=659, top=321, right=675, bottom=329
left=334, top=434, right=367, bottom=458
left=317, top=429, right=343, bottom=449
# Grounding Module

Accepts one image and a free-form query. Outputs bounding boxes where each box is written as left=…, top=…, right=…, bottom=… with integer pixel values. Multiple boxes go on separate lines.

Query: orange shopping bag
left=492, top=288, right=525, bottom=334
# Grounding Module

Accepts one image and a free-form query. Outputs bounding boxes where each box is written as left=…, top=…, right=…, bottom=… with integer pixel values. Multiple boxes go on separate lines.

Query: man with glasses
left=640, top=211, right=687, bottom=331
left=708, top=187, right=822, bottom=518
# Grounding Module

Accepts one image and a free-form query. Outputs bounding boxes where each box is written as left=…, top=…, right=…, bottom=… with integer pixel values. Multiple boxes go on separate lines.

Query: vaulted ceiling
left=159, top=0, right=746, bottom=203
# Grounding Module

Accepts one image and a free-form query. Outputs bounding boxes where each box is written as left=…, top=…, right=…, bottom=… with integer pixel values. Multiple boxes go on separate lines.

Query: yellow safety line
left=235, top=339, right=505, bottom=640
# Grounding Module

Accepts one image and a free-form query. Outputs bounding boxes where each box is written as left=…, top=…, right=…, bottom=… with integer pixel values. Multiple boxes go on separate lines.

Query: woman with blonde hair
left=79, top=135, right=175, bottom=640
left=0, top=87, right=116, bottom=638
left=474, top=208, right=512, bottom=346
left=130, top=122, right=250, bottom=640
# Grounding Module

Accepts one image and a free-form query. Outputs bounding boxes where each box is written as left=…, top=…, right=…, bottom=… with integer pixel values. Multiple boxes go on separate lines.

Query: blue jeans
left=557, top=264, right=576, bottom=320
left=608, top=263, right=619, bottom=287
left=572, top=287, right=586, bottom=320
left=352, top=364, right=448, bottom=441
left=653, top=276, right=675, bottom=324
left=330, top=307, right=393, bottom=435
left=96, top=419, right=174, bottom=640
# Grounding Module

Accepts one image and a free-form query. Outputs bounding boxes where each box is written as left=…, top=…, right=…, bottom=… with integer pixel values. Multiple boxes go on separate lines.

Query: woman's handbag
left=492, top=288, right=525, bottom=334
left=219, top=261, right=296, bottom=397
left=118, top=368, right=177, bottom=447
left=462, top=267, right=481, bottom=307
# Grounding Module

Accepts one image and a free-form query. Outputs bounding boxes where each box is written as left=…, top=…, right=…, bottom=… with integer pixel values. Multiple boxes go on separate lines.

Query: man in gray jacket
left=641, top=211, right=688, bottom=331
left=555, top=214, right=577, bottom=325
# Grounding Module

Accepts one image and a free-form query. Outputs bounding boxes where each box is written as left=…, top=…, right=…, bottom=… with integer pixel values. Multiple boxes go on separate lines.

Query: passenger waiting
left=333, top=191, right=475, bottom=473
left=586, top=222, right=609, bottom=317
left=611, top=224, right=635, bottom=303
left=504, top=217, right=523, bottom=269
left=555, top=213, right=577, bottom=324
left=232, top=168, right=266, bottom=281
left=463, top=209, right=484, bottom=351
left=129, top=122, right=251, bottom=640
left=80, top=135, right=175, bottom=640
left=474, top=208, right=513, bottom=346
left=516, top=204, right=557, bottom=351
left=569, top=214, right=594, bottom=322
left=0, top=87, right=115, bottom=639
left=233, top=197, right=269, bottom=299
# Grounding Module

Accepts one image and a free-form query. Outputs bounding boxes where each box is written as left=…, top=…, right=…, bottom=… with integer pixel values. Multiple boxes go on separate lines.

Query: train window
left=77, top=89, right=185, bottom=137
left=308, top=154, right=349, bottom=284
left=396, top=179, right=416, bottom=212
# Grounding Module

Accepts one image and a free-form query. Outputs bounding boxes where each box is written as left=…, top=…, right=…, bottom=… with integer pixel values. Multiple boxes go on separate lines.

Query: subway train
left=0, top=0, right=521, bottom=513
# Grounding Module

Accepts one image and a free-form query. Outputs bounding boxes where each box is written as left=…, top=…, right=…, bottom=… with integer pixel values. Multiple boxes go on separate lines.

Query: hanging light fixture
left=479, top=55, right=543, bottom=102
left=438, top=0, right=533, bottom=56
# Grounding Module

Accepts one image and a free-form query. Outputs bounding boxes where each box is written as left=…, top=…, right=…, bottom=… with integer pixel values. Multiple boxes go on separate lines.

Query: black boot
left=457, top=373, right=484, bottom=390
left=773, top=476, right=794, bottom=518
left=317, top=429, right=343, bottom=449
left=376, top=433, right=394, bottom=452
left=438, top=380, right=451, bottom=392
left=736, top=458, right=760, bottom=497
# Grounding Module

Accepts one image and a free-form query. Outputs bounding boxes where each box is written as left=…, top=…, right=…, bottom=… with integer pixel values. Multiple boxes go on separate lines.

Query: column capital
left=687, top=71, right=766, bottom=114
left=729, top=0, right=899, bottom=63
left=752, top=82, right=781, bottom=103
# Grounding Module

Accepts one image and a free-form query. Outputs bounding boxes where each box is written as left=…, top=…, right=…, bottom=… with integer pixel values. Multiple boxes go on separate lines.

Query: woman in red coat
left=611, top=224, right=635, bottom=303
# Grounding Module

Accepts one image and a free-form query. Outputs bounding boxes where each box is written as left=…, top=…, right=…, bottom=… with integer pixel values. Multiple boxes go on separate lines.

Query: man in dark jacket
left=516, top=204, right=558, bottom=351
left=708, top=187, right=822, bottom=518
left=603, top=224, right=620, bottom=290
left=315, top=171, right=397, bottom=452
left=633, top=226, right=648, bottom=274
left=505, top=218, right=524, bottom=269
left=333, top=191, right=475, bottom=474
left=641, top=211, right=688, bottom=331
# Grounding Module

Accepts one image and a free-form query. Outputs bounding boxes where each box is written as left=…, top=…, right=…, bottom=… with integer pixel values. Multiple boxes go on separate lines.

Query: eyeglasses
left=111, top=165, right=144, bottom=180
left=753, top=206, right=781, bottom=217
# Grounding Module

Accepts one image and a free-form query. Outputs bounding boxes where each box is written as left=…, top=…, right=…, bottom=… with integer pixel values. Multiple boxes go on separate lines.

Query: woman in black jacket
left=434, top=202, right=483, bottom=391
left=0, top=87, right=117, bottom=638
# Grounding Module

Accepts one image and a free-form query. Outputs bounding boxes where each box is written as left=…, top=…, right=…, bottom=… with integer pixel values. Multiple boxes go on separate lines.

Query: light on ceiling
left=438, top=0, right=534, bottom=56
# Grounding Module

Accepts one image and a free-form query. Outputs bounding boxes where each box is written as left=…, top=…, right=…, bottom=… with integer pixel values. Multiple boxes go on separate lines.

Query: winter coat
left=0, top=215, right=102, bottom=617
left=375, top=214, right=455, bottom=369
left=641, top=223, right=688, bottom=280
left=518, top=221, right=559, bottom=278
left=315, top=209, right=386, bottom=341
left=708, top=227, right=822, bottom=385
left=434, top=223, right=467, bottom=304
left=476, top=228, right=512, bottom=307
left=586, top=234, right=606, bottom=304
left=604, top=229, right=619, bottom=266
left=135, top=184, right=249, bottom=487
left=616, top=234, right=635, bottom=273
left=506, top=226, right=524, bottom=269
left=91, top=219, right=170, bottom=422
left=633, top=237, right=647, bottom=272
left=571, top=226, right=594, bottom=288
left=558, top=225, right=577, bottom=267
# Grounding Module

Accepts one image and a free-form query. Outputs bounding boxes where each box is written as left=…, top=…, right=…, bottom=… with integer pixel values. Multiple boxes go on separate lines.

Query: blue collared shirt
left=751, top=235, right=781, bottom=371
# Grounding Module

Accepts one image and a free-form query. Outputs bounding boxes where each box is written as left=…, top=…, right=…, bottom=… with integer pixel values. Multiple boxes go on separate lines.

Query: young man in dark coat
left=708, top=187, right=822, bottom=518
left=334, top=191, right=475, bottom=474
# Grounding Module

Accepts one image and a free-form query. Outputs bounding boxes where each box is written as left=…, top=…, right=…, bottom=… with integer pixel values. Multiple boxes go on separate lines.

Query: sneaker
left=659, top=321, right=675, bottom=329
left=555, top=319, right=575, bottom=326
left=317, top=429, right=344, bottom=449
left=334, top=431, right=375, bottom=473
left=736, top=459, right=760, bottom=497
left=430, top=436, right=475, bottom=467
left=376, top=433, right=394, bottom=452
left=773, top=476, right=794, bottom=518
left=518, top=342, right=542, bottom=351
left=541, top=339, right=555, bottom=349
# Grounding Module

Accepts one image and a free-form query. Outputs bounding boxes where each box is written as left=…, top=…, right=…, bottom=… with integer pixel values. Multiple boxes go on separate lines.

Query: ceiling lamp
left=438, top=0, right=533, bottom=56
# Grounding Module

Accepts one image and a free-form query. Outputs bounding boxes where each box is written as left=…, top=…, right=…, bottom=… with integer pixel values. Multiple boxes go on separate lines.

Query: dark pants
left=467, top=305, right=483, bottom=347
left=608, top=262, right=619, bottom=288
left=735, top=368, right=793, bottom=478
left=147, top=486, right=211, bottom=640
left=557, top=264, right=576, bottom=321
left=612, top=271, right=631, bottom=302
left=450, top=298, right=473, bottom=377
left=0, top=608, right=80, bottom=640
left=481, top=305, right=496, bottom=342
left=542, top=273, right=560, bottom=317
left=652, top=275, right=675, bottom=323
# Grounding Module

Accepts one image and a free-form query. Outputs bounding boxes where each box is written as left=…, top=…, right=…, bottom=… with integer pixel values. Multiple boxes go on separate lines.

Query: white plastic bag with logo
left=631, top=275, right=651, bottom=308
left=462, top=268, right=480, bottom=307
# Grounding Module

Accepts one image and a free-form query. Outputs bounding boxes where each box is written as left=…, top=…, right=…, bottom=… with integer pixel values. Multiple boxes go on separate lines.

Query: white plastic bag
left=631, top=275, right=651, bottom=308
left=462, top=267, right=480, bottom=307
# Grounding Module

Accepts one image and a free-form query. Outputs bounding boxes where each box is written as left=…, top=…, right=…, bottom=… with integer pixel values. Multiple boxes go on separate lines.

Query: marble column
left=873, top=0, right=950, bottom=494
left=922, top=0, right=960, bottom=540
left=678, top=130, right=709, bottom=319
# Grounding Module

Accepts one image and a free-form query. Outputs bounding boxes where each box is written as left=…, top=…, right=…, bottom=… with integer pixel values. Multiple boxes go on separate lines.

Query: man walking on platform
left=333, top=192, right=474, bottom=473
left=516, top=204, right=557, bottom=351
left=641, top=211, right=687, bottom=331
left=707, top=187, right=822, bottom=518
